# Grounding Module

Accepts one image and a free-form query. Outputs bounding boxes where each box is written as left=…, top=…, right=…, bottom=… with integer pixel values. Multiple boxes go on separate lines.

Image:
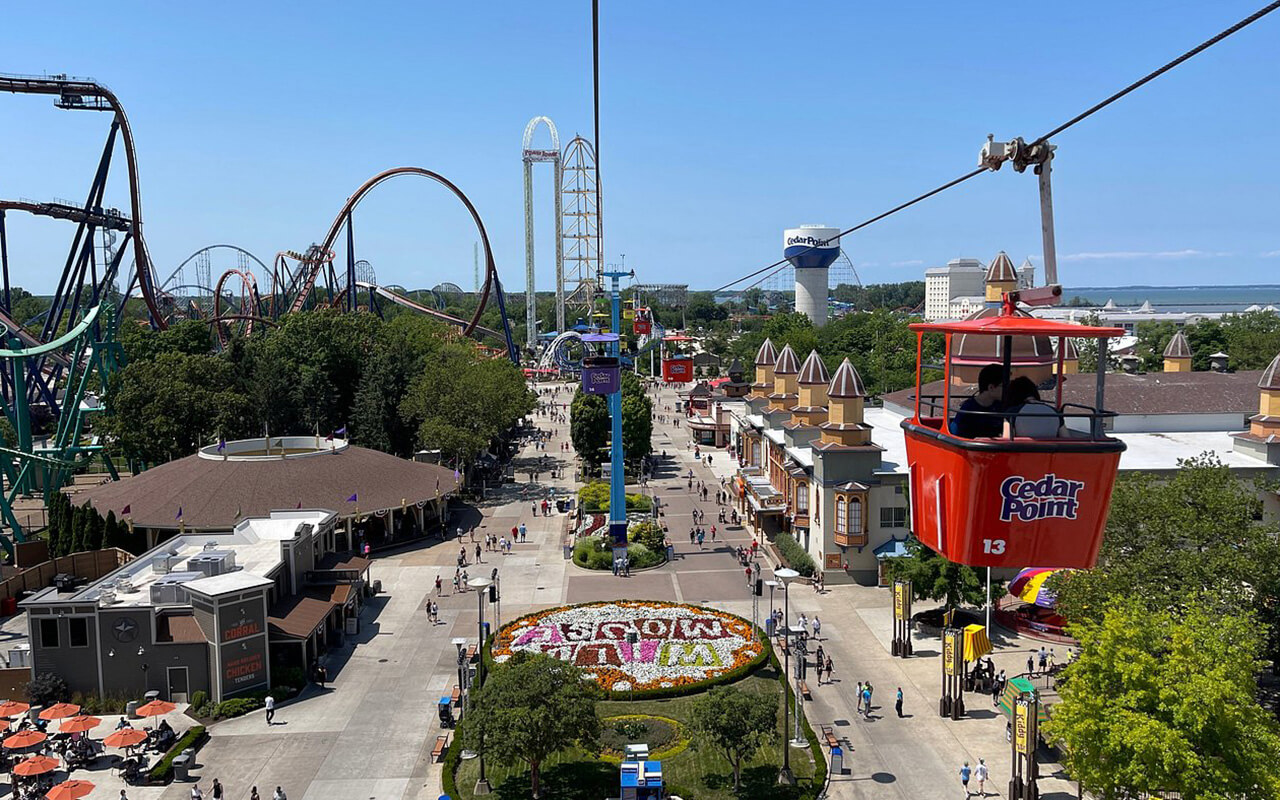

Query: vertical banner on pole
left=940, top=627, right=965, bottom=719
left=892, top=580, right=913, bottom=657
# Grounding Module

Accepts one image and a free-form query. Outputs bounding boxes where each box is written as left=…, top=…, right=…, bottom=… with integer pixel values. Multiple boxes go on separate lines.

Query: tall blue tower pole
left=604, top=270, right=629, bottom=540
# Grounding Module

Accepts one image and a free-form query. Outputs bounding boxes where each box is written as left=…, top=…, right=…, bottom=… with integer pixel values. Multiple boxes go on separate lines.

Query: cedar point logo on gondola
left=999, top=474, right=1085, bottom=522
left=492, top=601, right=763, bottom=692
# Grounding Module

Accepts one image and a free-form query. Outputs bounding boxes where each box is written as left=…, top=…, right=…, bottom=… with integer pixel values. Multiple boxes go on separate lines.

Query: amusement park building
left=19, top=509, right=371, bottom=704
left=68, top=436, right=460, bottom=551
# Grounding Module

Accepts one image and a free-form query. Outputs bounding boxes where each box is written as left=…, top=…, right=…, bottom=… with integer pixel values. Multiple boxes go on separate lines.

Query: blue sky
left=2, top=1, right=1278, bottom=295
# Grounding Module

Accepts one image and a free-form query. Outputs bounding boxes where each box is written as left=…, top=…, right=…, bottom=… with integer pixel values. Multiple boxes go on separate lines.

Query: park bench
left=799, top=680, right=812, bottom=700
left=450, top=685, right=461, bottom=705
left=431, top=733, right=450, bottom=762
left=467, top=644, right=479, bottom=661
left=776, top=637, right=788, bottom=656
left=820, top=725, right=840, bottom=750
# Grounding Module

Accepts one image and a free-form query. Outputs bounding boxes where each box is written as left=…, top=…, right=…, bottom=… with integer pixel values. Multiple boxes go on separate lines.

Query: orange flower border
left=491, top=600, right=766, bottom=693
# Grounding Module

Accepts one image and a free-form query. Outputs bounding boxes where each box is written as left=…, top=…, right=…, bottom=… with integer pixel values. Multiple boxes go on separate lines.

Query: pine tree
left=69, top=505, right=87, bottom=554
left=102, top=511, right=120, bottom=550
left=85, top=510, right=104, bottom=551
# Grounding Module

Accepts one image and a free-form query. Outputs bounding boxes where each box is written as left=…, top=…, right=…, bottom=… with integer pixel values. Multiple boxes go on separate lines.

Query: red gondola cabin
left=901, top=301, right=1126, bottom=569
left=662, top=355, right=693, bottom=383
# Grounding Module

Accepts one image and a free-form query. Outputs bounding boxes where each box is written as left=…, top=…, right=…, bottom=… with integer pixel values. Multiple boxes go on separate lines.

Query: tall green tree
left=461, top=653, right=601, bottom=798
left=1048, top=596, right=1280, bottom=799
left=689, top=685, right=779, bottom=791
left=570, top=391, right=610, bottom=468
left=883, top=536, right=1003, bottom=611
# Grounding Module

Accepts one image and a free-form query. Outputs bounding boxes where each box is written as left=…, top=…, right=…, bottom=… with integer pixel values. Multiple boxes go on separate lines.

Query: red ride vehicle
left=901, top=296, right=1126, bottom=569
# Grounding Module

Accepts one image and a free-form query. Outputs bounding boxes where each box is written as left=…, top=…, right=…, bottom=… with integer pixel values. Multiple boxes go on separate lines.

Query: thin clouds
left=891, top=259, right=924, bottom=267
left=1261, top=250, right=1280, bottom=258
left=1060, top=249, right=1232, bottom=261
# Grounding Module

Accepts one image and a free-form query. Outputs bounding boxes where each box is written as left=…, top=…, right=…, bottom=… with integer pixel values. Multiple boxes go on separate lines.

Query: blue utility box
left=620, top=760, right=664, bottom=800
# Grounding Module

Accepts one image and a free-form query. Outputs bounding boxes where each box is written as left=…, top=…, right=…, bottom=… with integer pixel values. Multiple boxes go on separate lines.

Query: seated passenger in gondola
left=952, top=364, right=1006, bottom=438
left=1003, top=377, right=1065, bottom=438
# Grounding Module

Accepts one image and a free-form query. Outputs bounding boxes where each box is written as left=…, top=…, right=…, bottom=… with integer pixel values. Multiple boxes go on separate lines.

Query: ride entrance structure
left=901, top=294, right=1126, bottom=569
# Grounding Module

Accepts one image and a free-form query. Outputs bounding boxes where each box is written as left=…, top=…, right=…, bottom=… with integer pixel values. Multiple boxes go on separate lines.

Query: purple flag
left=217, top=438, right=226, bottom=452
left=335, top=426, right=347, bottom=436
left=346, top=493, right=358, bottom=503
left=176, top=507, right=183, bottom=520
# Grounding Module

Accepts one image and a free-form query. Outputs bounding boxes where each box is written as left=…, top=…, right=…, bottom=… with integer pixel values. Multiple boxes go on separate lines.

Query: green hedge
left=573, top=537, right=664, bottom=571
left=147, top=725, right=207, bottom=783
left=441, top=734, right=462, bottom=797
left=578, top=481, right=652, bottom=513
left=774, top=532, right=816, bottom=577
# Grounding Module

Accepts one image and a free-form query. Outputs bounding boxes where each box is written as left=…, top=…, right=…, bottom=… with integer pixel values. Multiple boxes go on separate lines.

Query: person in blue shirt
left=952, top=364, right=1006, bottom=438
left=959, top=761, right=972, bottom=797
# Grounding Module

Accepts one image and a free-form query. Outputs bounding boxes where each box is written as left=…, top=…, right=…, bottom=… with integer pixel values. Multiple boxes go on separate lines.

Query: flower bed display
left=492, top=601, right=766, bottom=695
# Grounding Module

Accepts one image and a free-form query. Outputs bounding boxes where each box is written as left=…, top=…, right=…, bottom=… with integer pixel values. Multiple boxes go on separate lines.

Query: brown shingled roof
left=1163, top=331, right=1192, bottom=359
left=828, top=358, right=866, bottom=398
left=883, top=369, right=1265, bottom=416
left=71, top=445, right=459, bottom=531
left=1262, top=354, right=1280, bottom=390
left=986, top=251, right=1017, bottom=283
left=156, top=612, right=207, bottom=644
left=797, top=351, right=830, bottom=385
left=773, top=345, right=800, bottom=375
left=755, top=338, right=778, bottom=366
left=269, top=594, right=333, bottom=639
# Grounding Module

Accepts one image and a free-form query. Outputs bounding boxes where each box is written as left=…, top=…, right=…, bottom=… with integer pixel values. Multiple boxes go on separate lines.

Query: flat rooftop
left=43, top=510, right=333, bottom=608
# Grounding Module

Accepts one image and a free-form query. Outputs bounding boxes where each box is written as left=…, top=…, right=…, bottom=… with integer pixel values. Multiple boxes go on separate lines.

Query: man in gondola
left=953, top=364, right=1007, bottom=438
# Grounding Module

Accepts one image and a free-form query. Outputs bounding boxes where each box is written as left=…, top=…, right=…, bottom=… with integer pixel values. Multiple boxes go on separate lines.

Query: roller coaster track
left=0, top=199, right=131, bottom=230
left=355, top=281, right=506, bottom=342
left=0, top=73, right=166, bottom=328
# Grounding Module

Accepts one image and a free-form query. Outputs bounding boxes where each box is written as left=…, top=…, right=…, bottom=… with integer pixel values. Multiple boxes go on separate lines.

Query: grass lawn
left=453, top=666, right=823, bottom=799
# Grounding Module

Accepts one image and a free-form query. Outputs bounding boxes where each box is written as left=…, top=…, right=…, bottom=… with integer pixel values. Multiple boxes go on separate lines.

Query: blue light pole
left=604, top=267, right=632, bottom=559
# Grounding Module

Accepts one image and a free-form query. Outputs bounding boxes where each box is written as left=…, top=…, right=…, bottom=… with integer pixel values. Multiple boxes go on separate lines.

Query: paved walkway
left=140, top=379, right=1079, bottom=800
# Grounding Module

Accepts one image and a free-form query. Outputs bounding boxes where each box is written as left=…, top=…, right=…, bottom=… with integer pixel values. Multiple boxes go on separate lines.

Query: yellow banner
left=893, top=584, right=905, bottom=621
left=943, top=635, right=956, bottom=676
left=1015, top=699, right=1030, bottom=755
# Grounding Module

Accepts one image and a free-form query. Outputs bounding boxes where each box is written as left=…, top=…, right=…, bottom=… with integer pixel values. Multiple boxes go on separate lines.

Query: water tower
left=783, top=225, right=840, bottom=326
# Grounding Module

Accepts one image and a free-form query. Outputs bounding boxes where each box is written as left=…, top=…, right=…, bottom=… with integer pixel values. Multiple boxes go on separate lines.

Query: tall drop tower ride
left=783, top=225, right=841, bottom=327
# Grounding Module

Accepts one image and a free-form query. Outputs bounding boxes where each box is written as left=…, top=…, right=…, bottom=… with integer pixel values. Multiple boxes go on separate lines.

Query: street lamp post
left=470, top=576, right=494, bottom=795
left=774, top=567, right=799, bottom=786
left=451, top=637, right=468, bottom=720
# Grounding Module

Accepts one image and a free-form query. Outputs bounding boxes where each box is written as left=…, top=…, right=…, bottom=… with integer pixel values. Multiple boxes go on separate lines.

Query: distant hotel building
left=924, top=254, right=1034, bottom=321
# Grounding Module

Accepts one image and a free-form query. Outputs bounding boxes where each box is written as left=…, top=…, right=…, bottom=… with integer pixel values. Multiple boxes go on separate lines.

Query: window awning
left=873, top=537, right=909, bottom=560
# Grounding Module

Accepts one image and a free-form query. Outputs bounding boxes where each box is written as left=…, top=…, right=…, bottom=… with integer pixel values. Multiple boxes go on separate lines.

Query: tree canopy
left=461, top=653, right=601, bottom=798
left=883, top=536, right=1004, bottom=610
left=1047, top=596, right=1280, bottom=800
left=689, top=684, right=779, bottom=791
left=99, top=310, right=534, bottom=468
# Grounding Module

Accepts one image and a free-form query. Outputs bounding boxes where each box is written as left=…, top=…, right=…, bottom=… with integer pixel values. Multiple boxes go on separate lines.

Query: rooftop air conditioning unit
left=149, top=571, right=201, bottom=605
left=115, top=578, right=136, bottom=593
left=152, top=554, right=176, bottom=574
left=204, top=540, right=220, bottom=551
left=98, top=588, right=118, bottom=606
left=186, top=550, right=236, bottom=577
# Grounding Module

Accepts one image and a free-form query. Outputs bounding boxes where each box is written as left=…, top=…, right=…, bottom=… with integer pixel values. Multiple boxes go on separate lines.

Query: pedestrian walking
left=959, top=762, right=972, bottom=797
left=273, top=788, right=287, bottom=800
left=861, top=685, right=872, bottom=719
left=191, top=784, right=203, bottom=800
left=435, top=575, right=442, bottom=596
left=895, top=687, right=904, bottom=718
left=745, top=564, right=752, bottom=586
left=696, top=530, right=705, bottom=549
left=264, top=694, right=275, bottom=725
left=1027, top=653, right=1035, bottom=675
left=211, top=779, right=224, bottom=800
left=856, top=681, right=864, bottom=713
left=975, top=759, right=989, bottom=796
left=475, top=543, right=482, bottom=564
left=612, top=557, right=620, bottom=576
left=623, top=555, right=631, bottom=577
left=519, top=522, right=528, bottom=542
left=1038, top=646, right=1048, bottom=673
left=812, top=616, right=821, bottom=639
left=825, top=655, right=834, bottom=684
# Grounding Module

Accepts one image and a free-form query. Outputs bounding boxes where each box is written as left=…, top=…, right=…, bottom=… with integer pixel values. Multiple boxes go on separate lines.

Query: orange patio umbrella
left=3, top=730, right=47, bottom=749
left=135, top=700, right=176, bottom=718
left=102, top=728, right=147, bottom=748
left=58, top=716, right=101, bottom=735
left=38, top=703, right=81, bottom=721
left=0, top=719, right=10, bottom=733
left=46, top=779, right=94, bottom=800
left=0, top=700, right=30, bottom=717
left=13, top=755, right=59, bottom=777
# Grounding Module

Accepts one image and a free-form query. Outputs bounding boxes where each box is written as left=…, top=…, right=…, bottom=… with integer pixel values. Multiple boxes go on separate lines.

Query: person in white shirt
left=264, top=694, right=276, bottom=725
left=273, top=787, right=287, bottom=800
left=975, top=758, right=990, bottom=795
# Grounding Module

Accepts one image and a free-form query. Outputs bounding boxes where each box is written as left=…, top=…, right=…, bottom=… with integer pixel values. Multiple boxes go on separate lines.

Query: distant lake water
left=1063, top=285, right=1280, bottom=313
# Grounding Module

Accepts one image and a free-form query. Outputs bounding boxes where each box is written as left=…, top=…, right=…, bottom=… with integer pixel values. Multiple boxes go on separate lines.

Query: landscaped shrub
left=573, top=537, right=663, bottom=570
left=68, top=692, right=130, bottom=714
left=774, top=532, right=816, bottom=577
left=189, top=691, right=208, bottom=712
left=147, top=725, right=207, bottom=783
left=578, top=481, right=652, bottom=513
left=628, top=521, right=666, bottom=553
left=213, top=696, right=263, bottom=719
left=25, top=672, right=68, bottom=706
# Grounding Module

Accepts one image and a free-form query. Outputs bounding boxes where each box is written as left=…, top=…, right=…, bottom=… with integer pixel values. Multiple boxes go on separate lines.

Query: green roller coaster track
left=0, top=302, right=124, bottom=558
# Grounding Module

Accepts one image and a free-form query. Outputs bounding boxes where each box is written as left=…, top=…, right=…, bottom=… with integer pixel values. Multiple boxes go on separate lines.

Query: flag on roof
left=454, top=468, right=461, bottom=481
left=121, top=504, right=131, bottom=516
left=175, top=507, right=183, bottom=520
left=296, top=501, right=303, bottom=509
left=346, top=493, right=358, bottom=503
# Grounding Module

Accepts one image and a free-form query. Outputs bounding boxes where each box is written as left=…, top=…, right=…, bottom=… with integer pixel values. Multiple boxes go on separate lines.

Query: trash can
left=830, top=746, right=843, bottom=774
left=126, top=700, right=140, bottom=720
left=665, top=545, right=674, bottom=562
left=563, top=544, right=573, bottom=560
left=372, top=580, right=383, bottom=594
left=765, top=617, right=776, bottom=637
left=172, top=754, right=191, bottom=781
left=483, top=622, right=491, bottom=640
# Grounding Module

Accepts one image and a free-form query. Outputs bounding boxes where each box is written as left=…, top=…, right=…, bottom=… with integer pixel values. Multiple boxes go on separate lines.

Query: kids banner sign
left=492, top=601, right=764, bottom=691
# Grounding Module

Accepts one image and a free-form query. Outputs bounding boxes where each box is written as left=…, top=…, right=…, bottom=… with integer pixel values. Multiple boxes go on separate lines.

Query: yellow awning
left=963, top=624, right=992, bottom=662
